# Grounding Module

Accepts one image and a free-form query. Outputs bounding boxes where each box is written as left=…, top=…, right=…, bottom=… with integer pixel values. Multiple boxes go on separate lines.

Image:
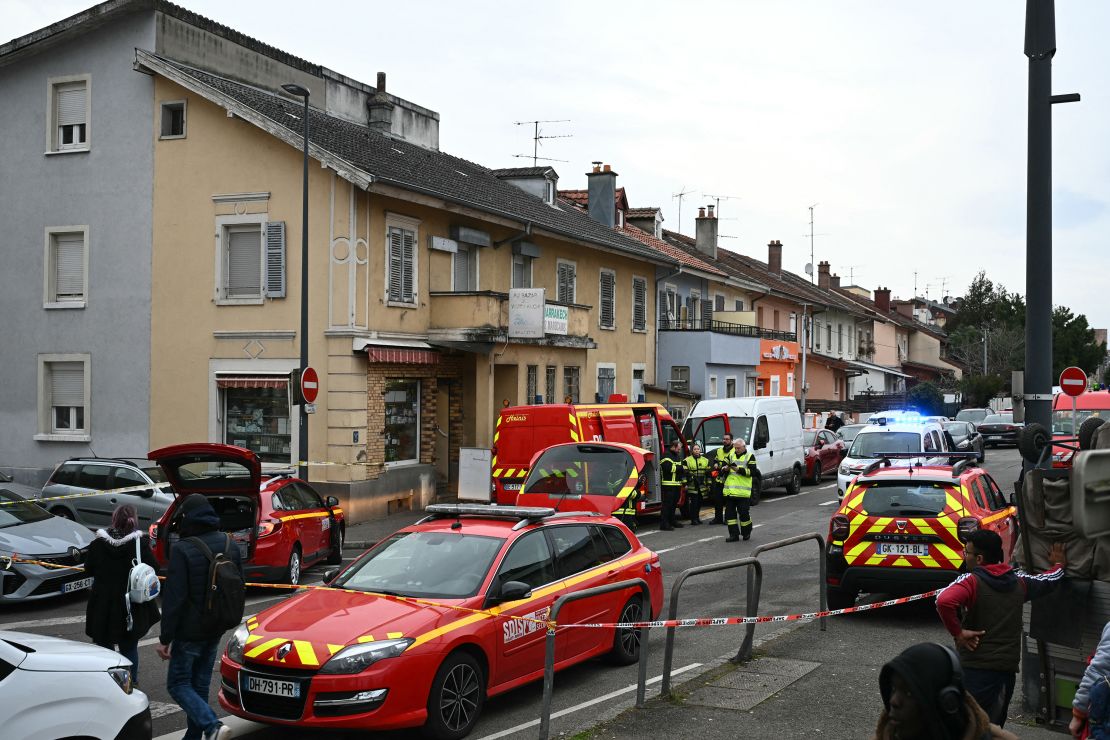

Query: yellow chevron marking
left=245, top=638, right=285, bottom=659
left=245, top=633, right=262, bottom=644
left=278, top=512, right=329, bottom=523
left=568, top=414, right=577, bottom=426
left=327, top=644, right=344, bottom=655
left=847, top=542, right=870, bottom=559
left=893, top=557, right=911, bottom=567
left=982, top=508, right=1016, bottom=525
left=294, top=640, right=319, bottom=666
left=357, top=635, right=375, bottom=643
left=570, top=430, right=580, bottom=442
left=493, top=469, right=503, bottom=477
left=387, top=632, right=403, bottom=639
left=496, top=416, right=502, bottom=427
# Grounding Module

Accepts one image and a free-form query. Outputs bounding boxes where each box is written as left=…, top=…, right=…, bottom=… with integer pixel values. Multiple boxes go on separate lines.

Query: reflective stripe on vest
left=660, top=456, right=682, bottom=487
left=723, top=452, right=754, bottom=498
left=684, top=455, right=710, bottom=490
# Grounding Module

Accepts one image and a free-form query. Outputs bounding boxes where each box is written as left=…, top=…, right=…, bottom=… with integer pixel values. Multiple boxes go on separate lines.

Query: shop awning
left=365, top=348, right=440, bottom=364
left=216, top=376, right=288, bottom=389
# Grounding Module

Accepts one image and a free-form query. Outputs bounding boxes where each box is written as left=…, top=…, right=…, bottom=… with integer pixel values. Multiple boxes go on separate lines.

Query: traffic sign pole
left=1059, top=366, right=1088, bottom=436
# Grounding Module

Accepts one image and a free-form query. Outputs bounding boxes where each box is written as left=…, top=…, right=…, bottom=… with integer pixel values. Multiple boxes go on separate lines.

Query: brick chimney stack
left=367, top=71, right=395, bottom=133
left=830, top=273, right=841, bottom=289
left=767, top=240, right=783, bottom=274
left=874, top=286, right=892, bottom=312
left=585, top=162, right=618, bottom=228
left=695, top=206, right=718, bottom=259
left=817, top=260, right=831, bottom=289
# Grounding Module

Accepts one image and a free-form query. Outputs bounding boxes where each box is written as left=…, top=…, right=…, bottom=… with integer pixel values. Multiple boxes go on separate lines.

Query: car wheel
left=750, top=474, right=762, bottom=506
left=786, top=466, right=802, bottom=495
left=1018, top=422, right=1051, bottom=465
left=977, top=444, right=986, bottom=463
left=1079, top=417, right=1106, bottom=450
left=809, top=462, right=822, bottom=486
left=423, top=651, right=485, bottom=740
left=606, top=596, right=644, bottom=665
left=285, top=546, right=302, bottom=586
left=51, top=507, right=74, bottom=521
left=326, top=524, right=344, bottom=565
left=827, top=586, right=857, bottom=611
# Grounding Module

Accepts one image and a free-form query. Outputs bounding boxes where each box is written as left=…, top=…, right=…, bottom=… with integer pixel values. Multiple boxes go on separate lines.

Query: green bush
left=906, top=382, right=945, bottom=416
left=960, top=374, right=1005, bottom=408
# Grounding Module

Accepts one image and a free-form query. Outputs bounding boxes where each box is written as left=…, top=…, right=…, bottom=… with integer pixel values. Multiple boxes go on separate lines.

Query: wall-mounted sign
left=429, top=235, right=458, bottom=253
left=761, top=344, right=797, bottom=361
left=544, top=304, right=569, bottom=335
left=508, top=288, right=545, bottom=338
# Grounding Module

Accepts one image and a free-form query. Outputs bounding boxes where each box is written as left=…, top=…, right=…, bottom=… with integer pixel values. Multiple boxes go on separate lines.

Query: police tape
left=0, top=555, right=940, bottom=630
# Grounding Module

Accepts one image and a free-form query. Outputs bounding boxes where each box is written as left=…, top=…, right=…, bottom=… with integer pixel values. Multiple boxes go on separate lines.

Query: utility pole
left=808, top=204, right=819, bottom=283
left=982, top=327, right=989, bottom=374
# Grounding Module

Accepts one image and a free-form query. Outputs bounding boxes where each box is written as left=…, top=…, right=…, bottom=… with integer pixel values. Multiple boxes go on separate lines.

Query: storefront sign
left=761, top=344, right=797, bottom=361
left=508, top=288, right=545, bottom=339
left=544, top=304, right=569, bottom=335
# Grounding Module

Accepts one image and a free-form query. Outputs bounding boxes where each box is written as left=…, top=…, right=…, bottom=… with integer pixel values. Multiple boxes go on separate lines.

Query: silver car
left=0, top=489, right=95, bottom=601
left=39, top=458, right=174, bottom=530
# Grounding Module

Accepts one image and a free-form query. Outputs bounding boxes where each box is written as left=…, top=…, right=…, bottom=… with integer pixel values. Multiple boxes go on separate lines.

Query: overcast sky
left=7, top=1, right=1109, bottom=330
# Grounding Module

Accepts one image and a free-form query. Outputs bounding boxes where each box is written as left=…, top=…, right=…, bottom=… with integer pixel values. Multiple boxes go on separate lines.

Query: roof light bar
left=424, top=504, right=556, bottom=520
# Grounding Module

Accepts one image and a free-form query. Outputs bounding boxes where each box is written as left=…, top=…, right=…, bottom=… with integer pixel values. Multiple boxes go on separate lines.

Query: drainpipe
left=653, top=267, right=683, bottom=395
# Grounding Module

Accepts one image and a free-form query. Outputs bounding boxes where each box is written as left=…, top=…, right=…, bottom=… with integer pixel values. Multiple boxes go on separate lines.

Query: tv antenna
left=935, top=276, right=950, bottom=300
left=672, top=186, right=695, bottom=234
left=840, top=265, right=862, bottom=285
left=513, top=119, right=572, bottom=166
left=703, top=193, right=741, bottom=221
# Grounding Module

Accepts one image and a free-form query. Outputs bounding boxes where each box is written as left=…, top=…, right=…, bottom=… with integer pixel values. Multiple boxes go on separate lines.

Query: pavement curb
left=343, top=540, right=375, bottom=551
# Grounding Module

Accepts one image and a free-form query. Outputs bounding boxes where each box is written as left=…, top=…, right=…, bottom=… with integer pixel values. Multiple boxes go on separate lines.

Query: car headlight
left=839, top=465, right=849, bottom=476
left=318, top=638, right=414, bottom=675
left=226, top=623, right=250, bottom=663
left=108, top=667, right=133, bottom=694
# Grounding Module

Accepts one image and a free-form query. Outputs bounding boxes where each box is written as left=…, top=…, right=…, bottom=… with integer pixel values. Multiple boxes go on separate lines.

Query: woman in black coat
left=84, top=504, right=160, bottom=685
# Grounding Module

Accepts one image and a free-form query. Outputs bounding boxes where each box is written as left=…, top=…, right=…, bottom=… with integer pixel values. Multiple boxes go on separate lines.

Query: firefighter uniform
left=683, top=450, right=710, bottom=525
left=710, top=444, right=737, bottom=524
left=724, top=450, right=757, bottom=542
left=659, top=447, right=685, bottom=531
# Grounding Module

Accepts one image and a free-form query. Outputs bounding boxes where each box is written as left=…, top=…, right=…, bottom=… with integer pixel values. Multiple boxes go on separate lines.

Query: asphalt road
left=1, top=447, right=1027, bottom=740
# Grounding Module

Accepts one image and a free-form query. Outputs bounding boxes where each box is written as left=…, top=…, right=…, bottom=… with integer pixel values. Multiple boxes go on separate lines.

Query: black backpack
left=185, top=535, right=246, bottom=634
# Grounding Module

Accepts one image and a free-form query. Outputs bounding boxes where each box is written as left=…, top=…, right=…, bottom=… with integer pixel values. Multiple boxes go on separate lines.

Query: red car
left=147, top=444, right=345, bottom=585
left=218, top=441, right=663, bottom=738
left=803, top=428, right=847, bottom=484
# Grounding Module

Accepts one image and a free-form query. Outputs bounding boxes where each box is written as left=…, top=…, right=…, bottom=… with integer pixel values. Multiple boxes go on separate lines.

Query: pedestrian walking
left=683, top=443, right=710, bottom=525
left=723, top=438, right=756, bottom=542
left=157, top=494, right=244, bottom=740
left=825, top=411, right=845, bottom=432
left=936, top=530, right=1066, bottom=728
left=873, top=642, right=1017, bottom=740
left=1070, top=621, right=1110, bottom=738
left=84, top=504, right=161, bottom=686
left=659, top=439, right=685, bottom=531
left=708, top=434, right=737, bottom=525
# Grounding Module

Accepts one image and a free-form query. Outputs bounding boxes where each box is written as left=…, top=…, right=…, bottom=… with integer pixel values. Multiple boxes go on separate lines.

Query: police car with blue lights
left=836, top=412, right=952, bottom=499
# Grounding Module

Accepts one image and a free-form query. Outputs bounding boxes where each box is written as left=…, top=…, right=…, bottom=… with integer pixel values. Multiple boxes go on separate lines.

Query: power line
left=512, top=119, right=572, bottom=166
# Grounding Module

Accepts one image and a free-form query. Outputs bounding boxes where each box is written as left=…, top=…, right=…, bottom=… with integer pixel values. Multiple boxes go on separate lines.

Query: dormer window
left=544, top=179, right=555, bottom=205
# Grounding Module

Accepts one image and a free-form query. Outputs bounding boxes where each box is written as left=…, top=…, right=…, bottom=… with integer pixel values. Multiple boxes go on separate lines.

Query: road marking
left=759, top=485, right=833, bottom=503
left=154, top=715, right=266, bottom=740
left=475, top=662, right=704, bottom=740
left=149, top=701, right=181, bottom=719
left=0, top=614, right=86, bottom=631
left=656, top=536, right=720, bottom=554
left=819, top=500, right=839, bottom=506
left=637, top=529, right=660, bottom=537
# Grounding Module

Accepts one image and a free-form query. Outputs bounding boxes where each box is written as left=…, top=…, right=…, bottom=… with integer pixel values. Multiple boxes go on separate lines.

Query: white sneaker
left=204, top=724, right=232, bottom=740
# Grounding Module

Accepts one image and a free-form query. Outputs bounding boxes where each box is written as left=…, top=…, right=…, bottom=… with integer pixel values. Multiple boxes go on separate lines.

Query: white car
left=836, top=419, right=951, bottom=499
left=0, top=631, right=151, bottom=739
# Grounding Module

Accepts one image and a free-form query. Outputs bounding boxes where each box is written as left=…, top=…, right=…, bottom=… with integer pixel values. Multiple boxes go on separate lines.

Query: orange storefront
left=756, top=339, right=800, bottom=397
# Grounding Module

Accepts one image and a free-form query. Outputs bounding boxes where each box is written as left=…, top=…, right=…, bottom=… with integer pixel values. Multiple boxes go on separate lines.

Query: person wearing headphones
left=874, top=642, right=1016, bottom=740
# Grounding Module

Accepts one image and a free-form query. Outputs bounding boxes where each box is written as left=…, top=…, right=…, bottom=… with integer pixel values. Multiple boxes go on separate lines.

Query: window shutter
left=658, top=290, right=668, bottom=325
left=50, top=362, right=84, bottom=407
left=600, top=272, right=615, bottom=328
left=735, top=299, right=743, bottom=311
left=264, top=221, right=286, bottom=298
left=388, top=228, right=403, bottom=302
left=715, top=295, right=725, bottom=312
left=453, top=245, right=470, bottom=291
left=56, top=84, right=86, bottom=126
left=633, top=278, right=646, bottom=331
left=402, top=229, right=415, bottom=302
left=701, top=298, right=713, bottom=327
left=227, top=227, right=262, bottom=298
left=557, top=263, right=574, bottom=303
left=54, top=233, right=85, bottom=299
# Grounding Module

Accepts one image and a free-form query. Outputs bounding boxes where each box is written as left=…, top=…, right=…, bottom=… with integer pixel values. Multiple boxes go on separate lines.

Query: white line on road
left=656, top=535, right=720, bottom=554
left=0, top=614, right=87, bottom=631
left=818, top=500, right=839, bottom=506
left=154, top=715, right=266, bottom=740
left=475, top=662, right=704, bottom=740
left=149, top=701, right=182, bottom=719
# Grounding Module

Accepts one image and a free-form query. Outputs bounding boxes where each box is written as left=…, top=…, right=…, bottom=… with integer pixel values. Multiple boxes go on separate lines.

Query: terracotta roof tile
left=619, top=224, right=726, bottom=276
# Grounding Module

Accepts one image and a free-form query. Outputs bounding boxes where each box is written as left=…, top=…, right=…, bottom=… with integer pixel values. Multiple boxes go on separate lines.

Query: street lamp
left=282, top=83, right=310, bottom=482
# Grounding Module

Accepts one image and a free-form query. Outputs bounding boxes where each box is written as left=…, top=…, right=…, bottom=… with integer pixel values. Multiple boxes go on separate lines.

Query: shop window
left=223, top=382, right=292, bottom=464
left=384, top=378, right=420, bottom=464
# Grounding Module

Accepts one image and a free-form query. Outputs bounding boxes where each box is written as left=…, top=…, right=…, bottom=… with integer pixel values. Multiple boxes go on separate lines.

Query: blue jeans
left=963, top=667, right=1016, bottom=727
left=166, top=638, right=221, bottom=739
left=1089, top=676, right=1110, bottom=739
left=94, top=639, right=140, bottom=685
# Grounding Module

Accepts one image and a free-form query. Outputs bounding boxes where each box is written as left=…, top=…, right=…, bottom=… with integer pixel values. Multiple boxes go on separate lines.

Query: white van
left=836, top=419, right=951, bottom=499
left=681, top=396, right=805, bottom=502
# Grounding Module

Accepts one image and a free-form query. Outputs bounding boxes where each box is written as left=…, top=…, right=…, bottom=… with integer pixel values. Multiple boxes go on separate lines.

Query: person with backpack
left=157, top=494, right=244, bottom=740
left=84, top=504, right=161, bottom=686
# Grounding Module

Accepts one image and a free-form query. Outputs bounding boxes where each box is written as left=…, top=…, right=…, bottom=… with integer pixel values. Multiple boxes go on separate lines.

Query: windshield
left=848, top=432, right=920, bottom=458
left=1052, top=409, right=1107, bottom=435
left=0, top=490, right=53, bottom=528
left=956, top=409, right=989, bottom=423
left=838, top=425, right=865, bottom=443
left=982, top=414, right=1013, bottom=425
left=334, top=531, right=503, bottom=599
left=859, top=482, right=954, bottom=516
left=804, top=432, right=818, bottom=447
left=943, top=422, right=968, bottom=436
left=682, top=416, right=755, bottom=448
left=142, top=466, right=169, bottom=484
left=523, top=445, right=636, bottom=497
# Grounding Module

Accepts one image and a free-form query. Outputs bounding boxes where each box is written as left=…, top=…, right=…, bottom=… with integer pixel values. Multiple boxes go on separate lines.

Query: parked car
left=954, top=408, right=991, bottom=426
left=0, top=471, right=41, bottom=500
left=803, top=429, right=847, bottom=484
left=39, top=457, right=175, bottom=530
left=836, top=424, right=867, bottom=445
left=836, top=418, right=951, bottom=499
left=218, top=441, right=663, bottom=737
left=943, top=421, right=986, bottom=462
left=978, top=413, right=1023, bottom=447
left=148, top=444, right=345, bottom=585
left=0, top=489, right=95, bottom=602
left=1, top=630, right=151, bottom=739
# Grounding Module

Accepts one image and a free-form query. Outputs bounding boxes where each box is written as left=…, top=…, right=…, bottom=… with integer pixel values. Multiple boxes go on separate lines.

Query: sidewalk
left=341, top=500, right=451, bottom=550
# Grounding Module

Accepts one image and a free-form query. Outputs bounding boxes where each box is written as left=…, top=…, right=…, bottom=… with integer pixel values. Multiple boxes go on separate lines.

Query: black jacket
left=84, top=529, right=161, bottom=644
left=159, top=502, right=243, bottom=645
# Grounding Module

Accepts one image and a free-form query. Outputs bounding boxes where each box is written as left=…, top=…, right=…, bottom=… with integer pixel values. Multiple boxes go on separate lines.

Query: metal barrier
left=538, top=578, right=652, bottom=740
left=750, top=532, right=828, bottom=641
left=660, top=556, right=762, bottom=696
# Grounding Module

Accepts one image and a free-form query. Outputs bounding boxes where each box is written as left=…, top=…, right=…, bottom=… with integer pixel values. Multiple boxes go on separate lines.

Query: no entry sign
left=300, top=366, right=320, bottom=404
left=1060, top=366, right=1087, bottom=398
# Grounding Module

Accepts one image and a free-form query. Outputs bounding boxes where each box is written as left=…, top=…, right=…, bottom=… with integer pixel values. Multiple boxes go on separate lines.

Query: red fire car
left=803, top=428, right=847, bottom=484
left=147, top=444, right=345, bottom=585
left=218, top=441, right=663, bottom=738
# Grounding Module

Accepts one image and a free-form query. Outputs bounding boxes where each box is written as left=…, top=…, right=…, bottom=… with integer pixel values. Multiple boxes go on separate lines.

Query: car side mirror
left=322, top=567, right=341, bottom=584
left=326, top=495, right=339, bottom=508
left=140, top=488, right=154, bottom=498
left=490, top=580, right=532, bottom=605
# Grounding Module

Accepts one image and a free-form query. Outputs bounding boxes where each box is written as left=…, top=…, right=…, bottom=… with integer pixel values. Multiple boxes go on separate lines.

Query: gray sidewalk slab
left=341, top=500, right=455, bottom=550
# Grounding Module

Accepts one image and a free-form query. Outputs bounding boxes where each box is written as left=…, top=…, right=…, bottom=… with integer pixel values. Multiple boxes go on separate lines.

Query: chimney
left=695, top=206, right=718, bottom=259
left=830, top=273, right=841, bottom=289
left=817, top=260, right=831, bottom=289
left=874, top=286, right=891, bottom=312
left=767, top=239, right=782, bottom=274
left=895, top=301, right=914, bottom=318
left=586, top=162, right=618, bottom=228
left=367, top=71, right=394, bottom=133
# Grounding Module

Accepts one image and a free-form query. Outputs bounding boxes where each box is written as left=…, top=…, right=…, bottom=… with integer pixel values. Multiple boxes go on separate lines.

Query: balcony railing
left=659, top=319, right=796, bottom=342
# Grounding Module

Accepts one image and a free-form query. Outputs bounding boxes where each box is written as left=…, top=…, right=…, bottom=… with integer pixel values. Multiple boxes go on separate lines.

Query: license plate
left=245, top=674, right=300, bottom=698
left=987, top=435, right=1001, bottom=441
left=62, top=577, right=93, bottom=594
left=876, top=543, right=930, bottom=557
left=502, top=482, right=522, bottom=491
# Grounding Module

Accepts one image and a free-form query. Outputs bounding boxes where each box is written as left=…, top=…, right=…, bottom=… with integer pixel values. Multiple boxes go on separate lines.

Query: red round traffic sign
left=1059, top=366, right=1087, bottom=398
left=301, top=366, right=320, bottom=404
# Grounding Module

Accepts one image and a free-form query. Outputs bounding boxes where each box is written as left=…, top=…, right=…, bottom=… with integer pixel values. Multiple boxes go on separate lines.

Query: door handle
left=110, top=498, right=117, bottom=504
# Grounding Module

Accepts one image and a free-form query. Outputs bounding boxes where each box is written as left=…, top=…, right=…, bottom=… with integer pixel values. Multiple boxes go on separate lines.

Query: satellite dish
left=804, top=263, right=814, bottom=275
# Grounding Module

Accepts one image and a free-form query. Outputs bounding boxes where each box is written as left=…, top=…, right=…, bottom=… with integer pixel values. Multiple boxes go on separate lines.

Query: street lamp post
left=282, top=83, right=311, bottom=482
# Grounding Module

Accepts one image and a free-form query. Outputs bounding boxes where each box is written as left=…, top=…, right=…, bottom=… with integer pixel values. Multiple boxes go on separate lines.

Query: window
left=512, top=253, right=532, bottom=289
left=726, top=377, right=736, bottom=398
left=550, top=525, right=607, bottom=578
left=708, top=375, right=718, bottom=398
left=690, top=291, right=701, bottom=328
left=757, top=307, right=764, bottom=328
left=770, top=376, right=781, bottom=395
left=715, top=294, right=725, bottom=312
left=526, top=365, right=538, bottom=404
left=632, top=367, right=645, bottom=402
left=545, top=365, right=556, bottom=404
left=665, top=287, right=679, bottom=323
left=78, top=464, right=112, bottom=491
left=632, top=277, right=647, bottom=331
left=48, top=76, right=89, bottom=152
left=773, top=310, right=780, bottom=330
left=217, top=220, right=285, bottom=303
left=452, top=243, right=477, bottom=291
left=384, top=378, right=420, bottom=464
left=815, top=321, right=822, bottom=349
left=826, top=324, right=833, bottom=350
left=597, top=365, right=616, bottom=400
left=563, top=366, right=580, bottom=403
left=556, top=261, right=576, bottom=303
left=837, top=324, right=843, bottom=354
left=223, top=381, right=292, bottom=464
left=789, top=313, right=797, bottom=335
left=599, top=270, right=615, bottom=329
left=160, top=100, right=186, bottom=139
left=923, top=432, right=937, bottom=452
left=735, top=299, right=744, bottom=311
left=671, top=366, right=690, bottom=389
left=597, top=525, right=632, bottom=558
left=496, top=530, right=555, bottom=590
left=44, top=228, right=87, bottom=307
left=37, top=355, right=89, bottom=439
left=386, top=219, right=417, bottom=304
left=787, top=372, right=795, bottom=393
left=544, top=179, right=555, bottom=205
left=112, top=467, right=150, bottom=495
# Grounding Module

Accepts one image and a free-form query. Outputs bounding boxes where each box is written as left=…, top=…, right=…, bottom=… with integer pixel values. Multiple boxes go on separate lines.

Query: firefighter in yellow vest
left=709, top=434, right=737, bottom=525
left=723, top=438, right=757, bottom=542
left=683, top=443, right=710, bottom=525
left=659, top=439, right=686, bottom=531
left=612, top=462, right=639, bottom=529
